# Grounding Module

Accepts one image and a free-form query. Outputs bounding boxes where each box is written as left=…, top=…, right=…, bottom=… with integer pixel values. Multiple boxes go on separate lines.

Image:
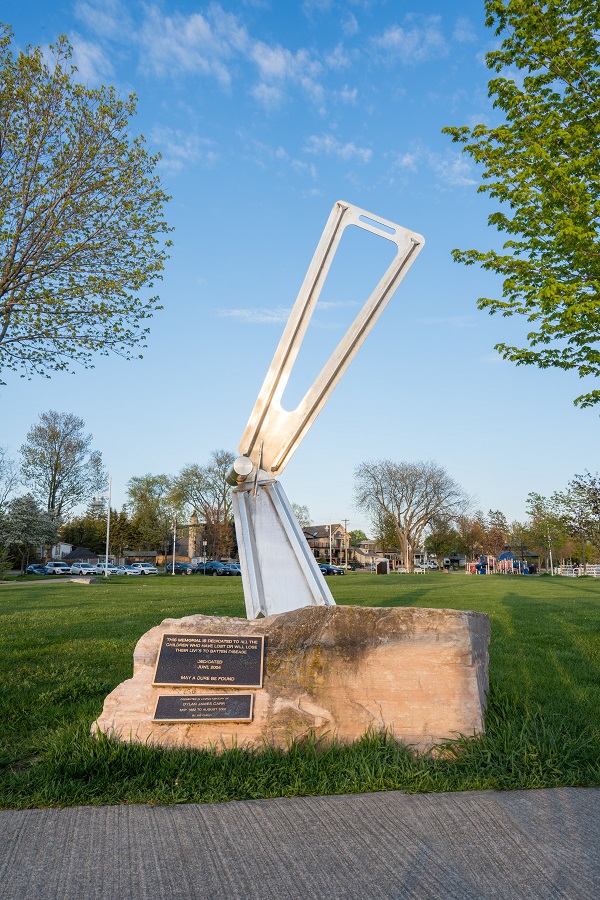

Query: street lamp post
left=171, top=519, right=176, bottom=575
left=203, top=540, right=207, bottom=575
left=104, top=476, right=112, bottom=579
left=548, top=522, right=554, bottom=575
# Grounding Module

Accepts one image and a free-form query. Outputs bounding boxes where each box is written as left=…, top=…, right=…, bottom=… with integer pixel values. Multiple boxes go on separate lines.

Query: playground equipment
left=465, top=555, right=495, bottom=575
left=465, top=553, right=533, bottom=575
left=228, top=201, right=424, bottom=619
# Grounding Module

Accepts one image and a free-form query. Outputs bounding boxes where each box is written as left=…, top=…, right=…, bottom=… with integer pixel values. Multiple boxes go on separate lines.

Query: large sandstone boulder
left=93, top=605, right=490, bottom=754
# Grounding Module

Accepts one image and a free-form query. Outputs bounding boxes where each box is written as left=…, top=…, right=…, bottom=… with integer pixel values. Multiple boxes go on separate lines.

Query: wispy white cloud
left=240, top=135, right=319, bottom=179
left=138, top=7, right=236, bottom=86
left=152, top=127, right=219, bottom=173
left=250, top=42, right=324, bottom=109
left=74, top=0, right=131, bottom=40
left=334, top=85, right=358, bottom=105
left=428, top=150, right=476, bottom=187
left=145, top=7, right=328, bottom=107
left=70, top=34, right=114, bottom=84
left=216, top=298, right=359, bottom=325
left=317, top=300, right=361, bottom=310
left=326, top=43, right=352, bottom=70
left=341, top=13, right=359, bottom=37
left=216, top=307, right=292, bottom=324
left=73, top=3, right=330, bottom=112
left=251, top=81, right=284, bottom=109
left=305, top=133, right=372, bottom=163
left=71, top=3, right=363, bottom=115
left=372, top=16, right=447, bottom=63
left=453, top=17, right=477, bottom=44
left=302, top=0, right=334, bottom=17
left=390, top=144, right=477, bottom=188
left=395, top=151, right=418, bottom=172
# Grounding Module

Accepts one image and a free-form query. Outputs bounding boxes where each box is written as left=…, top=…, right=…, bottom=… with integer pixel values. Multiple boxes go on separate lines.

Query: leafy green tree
left=0, top=27, right=171, bottom=382
left=109, top=508, right=136, bottom=561
left=444, top=1, right=600, bottom=407
left=354, top=459, right=467, bottom=572
left=552, top=478, right=595, bottom=566
left=291, top=503, right=312, bottom=529
left=485, top=509, right=509, bottom=555
left=170, top=451, right=235, bottom=559
left=560, top=472, right=600, bottom=562
left=371, top=510, right=401, bottom=554
left=126, top=474, right=174, bottom=555
left=0, top=494, right=57, bottom=572
left=0, top=447, right=17, bottom=510
left=509, top=519, right=533, bottom=558
left=455, top=512, right=487, bottom=560
left=60, top=514, right=105, bottom=555
left=60, top=498, right=129, bottom=557
left=424, top=516, right=461, bottom=563
left=349, top=529, right=368, bottom=546
left=526, top=491, right=570, bottom=569
left=20, top=411, right=106, bottom=521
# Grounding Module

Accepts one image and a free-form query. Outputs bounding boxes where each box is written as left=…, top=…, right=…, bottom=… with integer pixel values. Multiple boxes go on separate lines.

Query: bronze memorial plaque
left=153, top=693, right=254, bottom=723
left=153, top=633, right=264, bottom=688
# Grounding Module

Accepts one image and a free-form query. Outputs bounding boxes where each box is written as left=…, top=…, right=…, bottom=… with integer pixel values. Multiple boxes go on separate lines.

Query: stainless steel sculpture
left=230, top=201, right=424, bottom=619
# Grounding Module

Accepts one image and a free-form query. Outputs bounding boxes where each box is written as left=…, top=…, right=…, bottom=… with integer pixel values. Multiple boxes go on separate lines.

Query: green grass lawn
left=1, top=572, right=599, bottom=808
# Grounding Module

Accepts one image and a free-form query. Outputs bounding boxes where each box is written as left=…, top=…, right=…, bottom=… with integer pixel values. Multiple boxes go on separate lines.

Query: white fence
left=557, top=565, right=600, bottom=577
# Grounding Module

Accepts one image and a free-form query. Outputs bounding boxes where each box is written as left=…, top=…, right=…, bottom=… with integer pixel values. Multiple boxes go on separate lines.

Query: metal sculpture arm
left=238, top=201, right=424, bottom=476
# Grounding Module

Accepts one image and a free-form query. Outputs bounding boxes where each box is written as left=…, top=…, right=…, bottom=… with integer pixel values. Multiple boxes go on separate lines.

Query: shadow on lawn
left=492, top=587, right=600, bottom=728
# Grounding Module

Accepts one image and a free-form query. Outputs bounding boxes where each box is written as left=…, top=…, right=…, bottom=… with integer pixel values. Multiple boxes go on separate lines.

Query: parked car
left=222, top=563, right=242, bottom=576
left=166, top=562, right=197, bottom=575
left=129, top=563, right=158, bottom=575
left=92, top=562, right=119, bottom=575
left=197, top=561, right=228, bottom=576
left=26, top=564, right=50, bottom=575
left=45, top=561, right=71, bottom=575
left=319, top=563, right=345, bottom=576
left=119, top=565, right=142, bottom=576
left=70, top=562, right=96, bottom=575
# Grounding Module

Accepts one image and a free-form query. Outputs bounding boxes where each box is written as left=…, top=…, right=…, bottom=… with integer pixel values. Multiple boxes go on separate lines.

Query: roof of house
left=62, top=546, right=97, bottom=560
left=303, top=524, right=347, bottom=540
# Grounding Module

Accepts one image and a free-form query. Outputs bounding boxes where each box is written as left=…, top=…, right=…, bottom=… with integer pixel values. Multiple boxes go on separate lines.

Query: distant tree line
left=3, top=411, right=600, bottom=574
left=0, top=410, right=238, bottom=572
left=420, top=475, right=600, bottom=571
left=354, top=458, right=600, bottom=571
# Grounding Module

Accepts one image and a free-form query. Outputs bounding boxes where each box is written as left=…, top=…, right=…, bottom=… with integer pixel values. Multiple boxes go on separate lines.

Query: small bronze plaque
left=153, top=633, right=264, bottom=688
left=153, top=693, right=254, bottom=723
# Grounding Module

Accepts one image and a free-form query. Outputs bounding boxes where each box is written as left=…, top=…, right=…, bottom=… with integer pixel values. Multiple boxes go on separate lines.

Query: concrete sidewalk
left=1, top=787, right=598, bottom=899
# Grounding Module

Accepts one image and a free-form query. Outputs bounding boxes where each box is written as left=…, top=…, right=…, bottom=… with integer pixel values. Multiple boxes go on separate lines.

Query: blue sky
left=1, top=0, right=598, bottom=534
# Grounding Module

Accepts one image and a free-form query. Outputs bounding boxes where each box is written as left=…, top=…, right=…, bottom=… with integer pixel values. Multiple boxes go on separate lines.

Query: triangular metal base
left=232, top=479, right=336, bottom=619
